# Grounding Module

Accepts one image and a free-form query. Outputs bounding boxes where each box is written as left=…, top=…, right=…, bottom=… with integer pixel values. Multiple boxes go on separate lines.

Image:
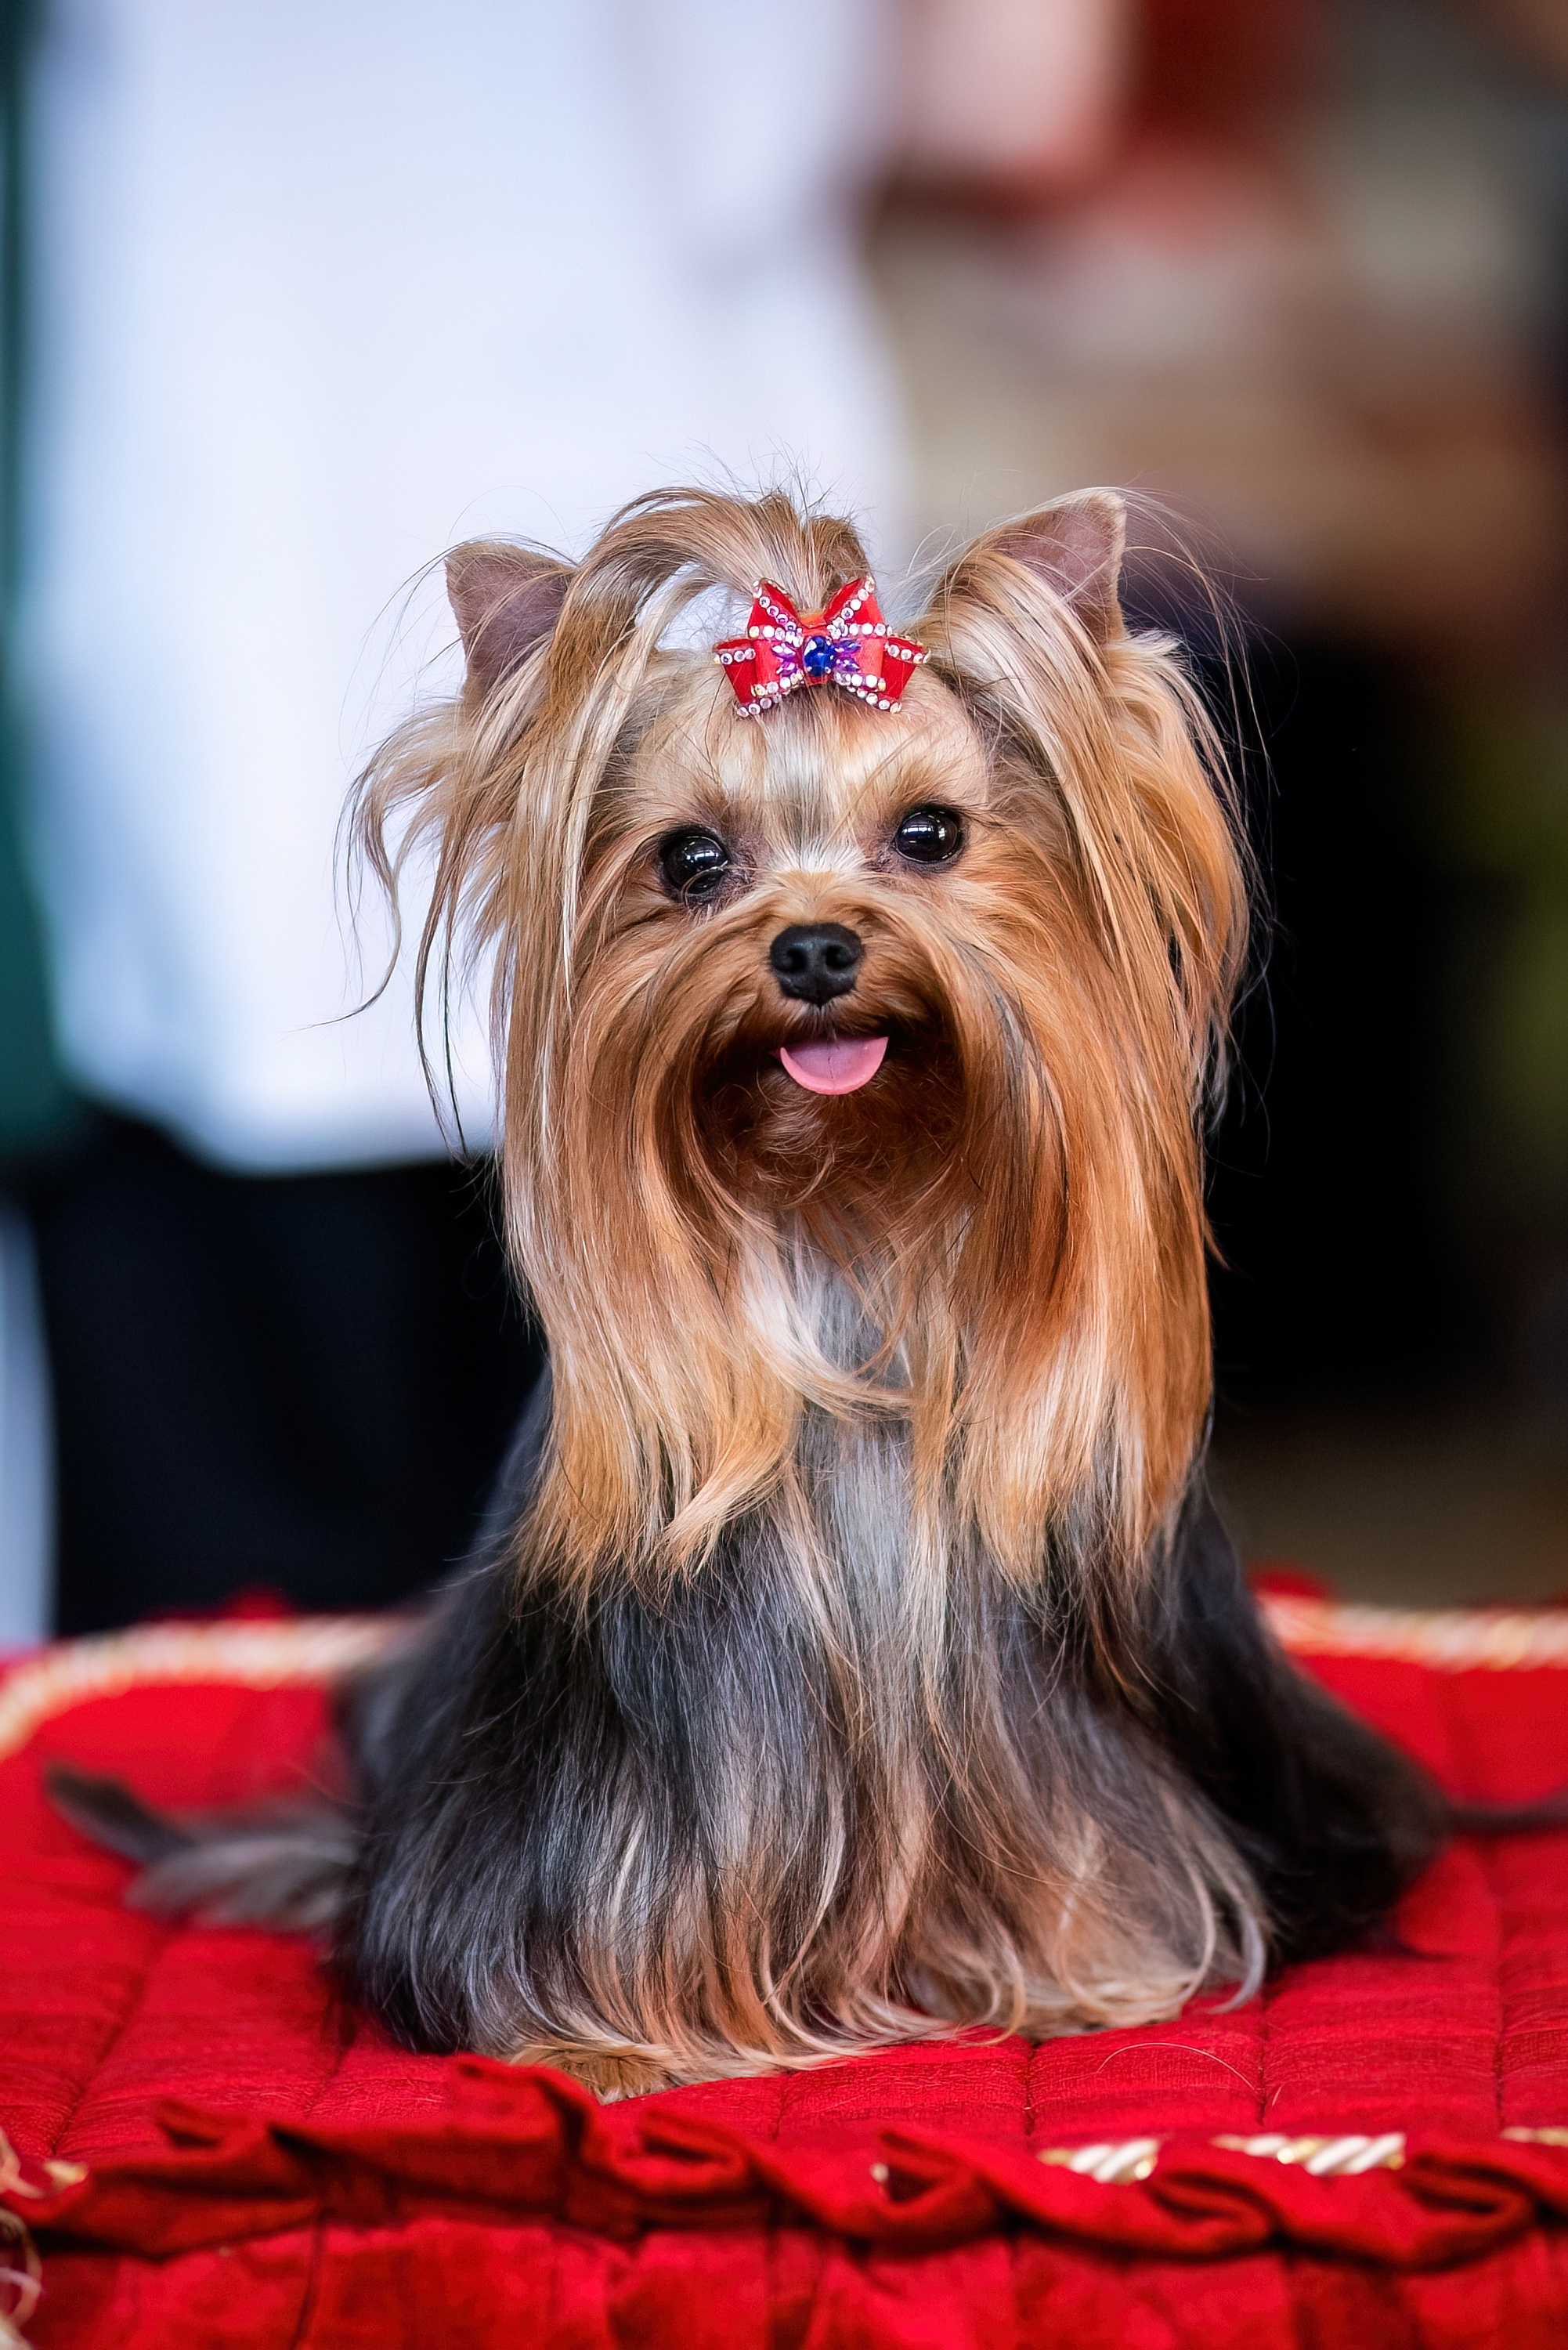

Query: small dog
left=54, top=486, right=1442, bottom=2095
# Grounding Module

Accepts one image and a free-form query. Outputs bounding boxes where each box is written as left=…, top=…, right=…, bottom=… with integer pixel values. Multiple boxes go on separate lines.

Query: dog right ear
left=446, top=541, right=573, bottom=698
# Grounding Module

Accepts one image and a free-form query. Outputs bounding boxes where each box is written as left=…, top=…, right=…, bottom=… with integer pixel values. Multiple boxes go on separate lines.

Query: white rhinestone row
left=716, top=638, right=923, bottom=671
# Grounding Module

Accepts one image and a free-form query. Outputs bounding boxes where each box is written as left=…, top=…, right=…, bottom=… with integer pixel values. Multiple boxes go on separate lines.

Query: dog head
left=356, top=488, right=1247, bottom=1604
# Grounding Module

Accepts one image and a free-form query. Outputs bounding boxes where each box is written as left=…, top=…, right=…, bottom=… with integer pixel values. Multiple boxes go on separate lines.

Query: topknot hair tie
left=714, top=578, right=927, bottom=717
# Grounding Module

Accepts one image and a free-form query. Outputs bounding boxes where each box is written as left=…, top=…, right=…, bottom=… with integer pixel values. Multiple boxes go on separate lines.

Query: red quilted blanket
left=5, top=1593, right=1568, bottom=2348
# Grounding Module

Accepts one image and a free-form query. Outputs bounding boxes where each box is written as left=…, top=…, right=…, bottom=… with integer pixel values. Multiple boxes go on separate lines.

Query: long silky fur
left=56, top=485, right=1445, bottom=2094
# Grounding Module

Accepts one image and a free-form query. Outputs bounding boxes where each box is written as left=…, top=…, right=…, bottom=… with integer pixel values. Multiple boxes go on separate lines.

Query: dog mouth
left=776, top=1034, right=889, bottom=1096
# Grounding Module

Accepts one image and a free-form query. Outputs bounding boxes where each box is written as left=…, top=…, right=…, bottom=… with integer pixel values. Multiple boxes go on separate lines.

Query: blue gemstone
left=800, top=634, right=836, bottom=679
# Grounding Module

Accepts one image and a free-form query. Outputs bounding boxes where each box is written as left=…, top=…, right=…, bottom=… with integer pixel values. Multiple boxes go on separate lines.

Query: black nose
left=769, top=922, right=863, bottom=1006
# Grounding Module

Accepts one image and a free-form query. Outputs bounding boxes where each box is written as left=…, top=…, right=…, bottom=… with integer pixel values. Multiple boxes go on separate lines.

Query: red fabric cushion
left=5, top=1607, right=1568, bottom=2345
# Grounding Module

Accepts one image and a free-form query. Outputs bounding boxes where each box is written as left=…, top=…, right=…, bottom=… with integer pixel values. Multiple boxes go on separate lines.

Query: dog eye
left=659, top=828, right=731, bottom=899
left=892, top=805, right=964, bottom=865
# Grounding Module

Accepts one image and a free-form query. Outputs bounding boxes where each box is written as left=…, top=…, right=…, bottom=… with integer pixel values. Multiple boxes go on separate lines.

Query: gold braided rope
left=1210, top=2131, right=1406, bottom=2174
left=1032, top=2127, right=1568, bottom=2180
left=0, top=1618, right=407, bottom=1762
left=1036, top=2133, right=1407, bottom=2181
left=2, top=1598, right=1568, bottom=1767
left=1038, top=2137, right=1163, bottom=2183
left=1259, top=1595, right=1568, bottom=1672
left=4, top=1600, right=1568, bottom=1766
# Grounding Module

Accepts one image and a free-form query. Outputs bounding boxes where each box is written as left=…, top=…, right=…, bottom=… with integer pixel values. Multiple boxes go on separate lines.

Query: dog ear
left=446, top=541, right=573, bottom=696
left=981, top=490, right=1127, bottom=646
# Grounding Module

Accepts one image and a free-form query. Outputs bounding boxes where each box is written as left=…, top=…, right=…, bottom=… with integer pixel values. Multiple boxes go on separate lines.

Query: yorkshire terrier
left=52, top=486, right=1442, bottom=2095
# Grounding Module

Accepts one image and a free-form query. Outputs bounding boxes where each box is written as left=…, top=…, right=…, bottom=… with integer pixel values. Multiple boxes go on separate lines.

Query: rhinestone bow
left=714, top=578, right=927, bottom=717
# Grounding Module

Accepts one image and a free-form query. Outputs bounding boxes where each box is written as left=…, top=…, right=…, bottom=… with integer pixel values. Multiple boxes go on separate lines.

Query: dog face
left=574, top=667, right=990, bottom=1230
left=357, top=489, right=1247, bottom=1612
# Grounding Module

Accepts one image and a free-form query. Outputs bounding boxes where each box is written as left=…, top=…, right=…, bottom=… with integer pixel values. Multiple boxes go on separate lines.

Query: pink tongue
left=778, top=1035, right=889, bottom=1096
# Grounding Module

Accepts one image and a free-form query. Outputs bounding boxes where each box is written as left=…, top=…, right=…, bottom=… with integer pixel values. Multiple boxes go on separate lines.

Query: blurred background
left=0, top=0, right=1564, bottom=1641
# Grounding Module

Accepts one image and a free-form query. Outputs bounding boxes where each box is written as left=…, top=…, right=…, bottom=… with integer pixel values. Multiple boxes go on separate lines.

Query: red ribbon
left=714, top=578, right=927, bottom=717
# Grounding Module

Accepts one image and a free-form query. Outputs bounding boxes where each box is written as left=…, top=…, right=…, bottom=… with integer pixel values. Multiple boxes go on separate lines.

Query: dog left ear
left=446, top=540, right=574, bottom=698
left=980, top=490, right=1127, bottom=646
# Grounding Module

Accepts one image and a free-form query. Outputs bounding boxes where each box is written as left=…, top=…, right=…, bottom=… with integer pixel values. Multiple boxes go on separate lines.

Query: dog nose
left=769, top=923, right=863, bottom=1006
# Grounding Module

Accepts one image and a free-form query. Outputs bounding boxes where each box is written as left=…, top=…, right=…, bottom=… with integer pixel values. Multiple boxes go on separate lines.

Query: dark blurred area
left=1, top=0, right=1565, bottom=1632
left=30, top=1120, right=540, bottom=1634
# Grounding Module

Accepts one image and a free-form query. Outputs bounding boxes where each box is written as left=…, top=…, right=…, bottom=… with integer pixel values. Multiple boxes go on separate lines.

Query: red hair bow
left=714, top=578, right=927, bottom=717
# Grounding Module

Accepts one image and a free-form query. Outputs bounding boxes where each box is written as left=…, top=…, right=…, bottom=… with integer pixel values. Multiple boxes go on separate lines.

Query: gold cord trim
left=1259, top=1595, right=1568, bottom=1672
left=0, top=1618, right=406, bottom=1762
left=3, top=1600, right=1567, bottom=1765
left=1039, top=2136, right=1162, bottom=2183
left=1210, top=2131, right=1406, bottom=2174
left=1035, top=2130, right=1417, bottom=2180
left=1034, top=2125, right=1568, bottom=2180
